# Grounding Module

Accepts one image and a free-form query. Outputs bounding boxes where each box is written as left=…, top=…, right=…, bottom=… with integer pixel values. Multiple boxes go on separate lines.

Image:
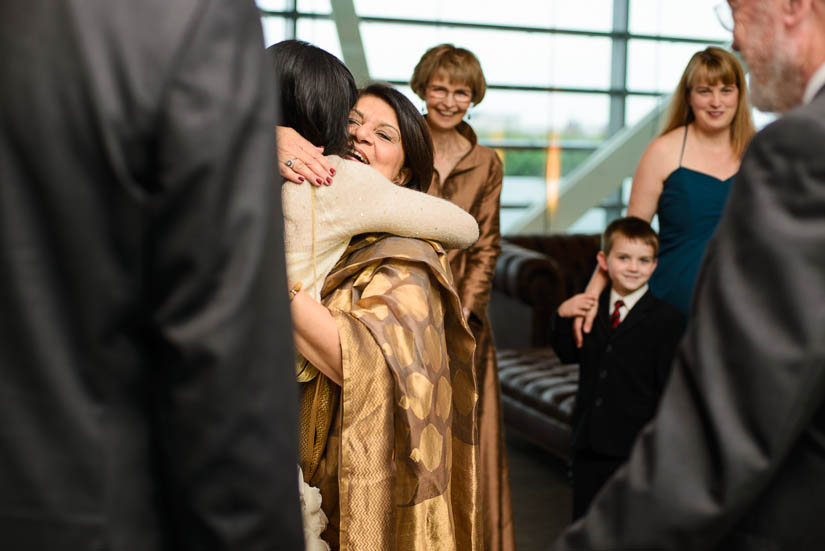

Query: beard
left=744, top=20, right=806, bottom=112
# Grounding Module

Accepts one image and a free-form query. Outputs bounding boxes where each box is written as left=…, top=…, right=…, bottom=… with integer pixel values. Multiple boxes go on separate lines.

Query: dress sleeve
left=147, top=1, right=302, bottom=547
left=457, top=151, right=503, bottom=319
left=551, top=112, right=825, bottom=550
left=320, top=157, right=479, bottom=249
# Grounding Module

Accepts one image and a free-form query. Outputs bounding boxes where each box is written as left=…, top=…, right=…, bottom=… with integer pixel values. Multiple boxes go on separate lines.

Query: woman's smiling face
left=689, top=80, right=739, bottom=131
left=423, top=71, right=473, bottom=132
left=346, top=94, right=408, bottom=184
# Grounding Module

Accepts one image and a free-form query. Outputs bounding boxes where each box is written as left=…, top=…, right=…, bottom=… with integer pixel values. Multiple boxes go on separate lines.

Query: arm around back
left=323, top=156, right=479, bottom=249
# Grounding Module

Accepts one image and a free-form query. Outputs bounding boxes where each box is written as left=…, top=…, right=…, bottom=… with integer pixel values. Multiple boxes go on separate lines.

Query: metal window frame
left=260, top=1, right=727, bottom=221
left=259, top=5, right=725, bottom=100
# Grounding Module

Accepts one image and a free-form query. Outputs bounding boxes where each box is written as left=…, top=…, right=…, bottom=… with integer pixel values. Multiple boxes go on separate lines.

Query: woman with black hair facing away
left=269, top=40, right=482, bottom=551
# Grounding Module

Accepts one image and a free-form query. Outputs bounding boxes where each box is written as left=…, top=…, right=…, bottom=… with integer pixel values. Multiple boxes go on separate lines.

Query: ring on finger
left=285, top=158, right=297, bottom=168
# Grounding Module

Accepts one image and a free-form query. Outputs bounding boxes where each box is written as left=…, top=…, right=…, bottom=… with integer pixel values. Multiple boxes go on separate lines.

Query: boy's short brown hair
left=410, top=44, right=487, bottom=105
left=602, top=216, right=659, bottom=256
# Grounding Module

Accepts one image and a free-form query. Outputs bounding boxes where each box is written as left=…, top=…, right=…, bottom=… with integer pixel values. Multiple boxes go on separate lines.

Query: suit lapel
left=596, top=288, right=612, bottom=334
left=612, top=290, right=654, bottom=339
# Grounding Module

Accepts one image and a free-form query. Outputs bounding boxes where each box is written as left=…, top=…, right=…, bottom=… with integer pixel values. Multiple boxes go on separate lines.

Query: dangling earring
left=421, top=105, right=427, bottom=115
left=466, top=104, right=473, bottom=120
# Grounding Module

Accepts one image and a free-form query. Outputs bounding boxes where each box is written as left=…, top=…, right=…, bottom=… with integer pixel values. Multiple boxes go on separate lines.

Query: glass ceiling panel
left=297, top=0, right=331, bottom=13
left=354, top=0, right=613, bottom=32
left=626, top=39, right=714, bottom=93
left=296, top=17, right=342, bottom=58
left=261, top=16, right=288, bottom=47
left=362, top=23, right=612, bottom=90
left=629, top=0, right=729, bottom=41
left=257, top=0, right=291, bottom=11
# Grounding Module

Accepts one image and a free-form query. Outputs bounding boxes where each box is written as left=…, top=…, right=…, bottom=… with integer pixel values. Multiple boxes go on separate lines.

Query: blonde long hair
left=660, top=47, right=755, bottom=157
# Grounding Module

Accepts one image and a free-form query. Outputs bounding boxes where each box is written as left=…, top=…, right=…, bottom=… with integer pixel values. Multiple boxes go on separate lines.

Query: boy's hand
left=558, top=293, right=597, bottom=319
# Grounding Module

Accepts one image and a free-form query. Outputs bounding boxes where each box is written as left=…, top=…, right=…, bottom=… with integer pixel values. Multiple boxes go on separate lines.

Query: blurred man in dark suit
left=551, top=0, right=825, bottom=549
left=0, top=1, right=303, bottom=549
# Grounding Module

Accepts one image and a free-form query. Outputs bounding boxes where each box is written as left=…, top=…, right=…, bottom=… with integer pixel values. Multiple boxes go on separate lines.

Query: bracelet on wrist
left=288, top=281, right=303, bottom=302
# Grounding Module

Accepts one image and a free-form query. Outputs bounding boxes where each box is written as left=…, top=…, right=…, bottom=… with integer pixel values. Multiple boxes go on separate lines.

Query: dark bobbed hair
left=266, top=40, right=358, bottom=156
left=358, top=84, right=434, bottom=192
left=602, top=216, right=659, bottom=257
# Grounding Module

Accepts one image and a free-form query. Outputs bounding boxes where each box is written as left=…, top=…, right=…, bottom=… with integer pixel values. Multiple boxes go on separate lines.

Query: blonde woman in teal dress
left=577, top=47, right=756, bottom=343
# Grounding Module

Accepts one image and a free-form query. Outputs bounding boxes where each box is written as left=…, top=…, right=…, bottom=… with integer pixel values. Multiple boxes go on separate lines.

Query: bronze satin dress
left=427, top=122, right=515, bottom=551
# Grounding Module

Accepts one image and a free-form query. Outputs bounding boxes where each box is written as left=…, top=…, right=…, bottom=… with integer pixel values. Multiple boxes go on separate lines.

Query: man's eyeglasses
left=426, top=86, right=473, bottom=106
left=714, top=1, right=734, bottom=32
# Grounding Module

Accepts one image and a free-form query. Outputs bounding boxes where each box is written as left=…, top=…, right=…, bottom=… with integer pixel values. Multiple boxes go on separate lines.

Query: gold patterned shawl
left=297, top=234, right=481, bottom=551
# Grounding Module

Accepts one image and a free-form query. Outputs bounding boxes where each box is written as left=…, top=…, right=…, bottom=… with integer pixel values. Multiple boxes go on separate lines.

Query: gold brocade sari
left=298, top=234, right=481, bottom=551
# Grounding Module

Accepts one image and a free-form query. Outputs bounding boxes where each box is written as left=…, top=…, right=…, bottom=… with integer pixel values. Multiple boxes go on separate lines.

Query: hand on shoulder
left=558, top=293, right=598, bottom=319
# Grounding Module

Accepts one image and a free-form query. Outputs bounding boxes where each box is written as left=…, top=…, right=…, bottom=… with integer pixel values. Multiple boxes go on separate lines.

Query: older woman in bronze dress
left=411, top=44, right=513, bottom=551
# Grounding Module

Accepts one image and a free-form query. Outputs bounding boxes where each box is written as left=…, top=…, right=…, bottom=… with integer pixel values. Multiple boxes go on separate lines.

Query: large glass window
left=627, top=39, right=711, bottom=94
left=354, top=0, right=613, bottom=32
left=259, top=0, right=738, bottom=233
left=261, top=17, right=288, bottom=46
left=296, top=0, right=330, bottom=14
left=629, top=0, right=728, bottom=41
left=296, top=18, right=341, bottom=56
left=257, top=0, right=290, bottom=11
left=362, top=24, right=612, bottom=91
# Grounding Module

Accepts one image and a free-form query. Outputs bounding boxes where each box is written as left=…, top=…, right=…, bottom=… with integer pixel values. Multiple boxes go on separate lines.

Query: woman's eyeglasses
left=426, top=86, right=472, bottom=106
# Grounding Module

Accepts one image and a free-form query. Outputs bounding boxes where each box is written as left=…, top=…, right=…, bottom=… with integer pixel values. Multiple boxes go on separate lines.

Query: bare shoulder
left=638, top=127, right=683, bottom=178
left=648, top=127, right=684, bottom=160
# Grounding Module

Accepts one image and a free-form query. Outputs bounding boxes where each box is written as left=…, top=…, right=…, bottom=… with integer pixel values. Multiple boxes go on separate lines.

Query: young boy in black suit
left=552, top=216, right=684, bottom=520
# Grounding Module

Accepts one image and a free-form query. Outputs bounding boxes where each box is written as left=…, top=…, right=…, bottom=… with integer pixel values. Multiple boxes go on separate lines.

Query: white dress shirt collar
left=803, top=61, right=825, bottom=105
left=610, top=284, right=648, bottom=323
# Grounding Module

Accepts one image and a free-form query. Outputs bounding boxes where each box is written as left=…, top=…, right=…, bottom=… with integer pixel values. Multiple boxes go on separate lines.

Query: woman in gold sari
left=272, top=42, right=482, bottom=551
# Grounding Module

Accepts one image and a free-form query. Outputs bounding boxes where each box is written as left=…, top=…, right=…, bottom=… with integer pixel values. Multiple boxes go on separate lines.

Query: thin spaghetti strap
left=678, top=124, right=688, bottom=167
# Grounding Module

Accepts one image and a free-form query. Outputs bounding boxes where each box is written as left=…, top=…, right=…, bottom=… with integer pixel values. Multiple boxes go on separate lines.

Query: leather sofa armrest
left=505, top=234, right=601, bottom=297
left=493, top=241, right=566, bottom=346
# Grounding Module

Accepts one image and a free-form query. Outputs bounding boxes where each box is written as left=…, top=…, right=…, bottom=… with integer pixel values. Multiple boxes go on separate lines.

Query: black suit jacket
left=0, top=1, right=303, bottom=550
left=551, top=87, right=825, bottom=550
left=553, top=289, right=684, bottom=458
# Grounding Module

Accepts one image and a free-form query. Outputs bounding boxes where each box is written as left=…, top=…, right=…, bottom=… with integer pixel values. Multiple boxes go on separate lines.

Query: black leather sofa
left=491, top=234, right=601, bottom=460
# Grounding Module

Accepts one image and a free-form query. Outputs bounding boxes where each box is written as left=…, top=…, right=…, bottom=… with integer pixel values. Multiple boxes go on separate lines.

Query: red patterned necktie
left=610, top=299, right=625, bottom=329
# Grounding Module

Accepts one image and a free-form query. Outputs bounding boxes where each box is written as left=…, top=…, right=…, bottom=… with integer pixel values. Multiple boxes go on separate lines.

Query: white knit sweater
left=282, top=155, right=479, bottom=300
